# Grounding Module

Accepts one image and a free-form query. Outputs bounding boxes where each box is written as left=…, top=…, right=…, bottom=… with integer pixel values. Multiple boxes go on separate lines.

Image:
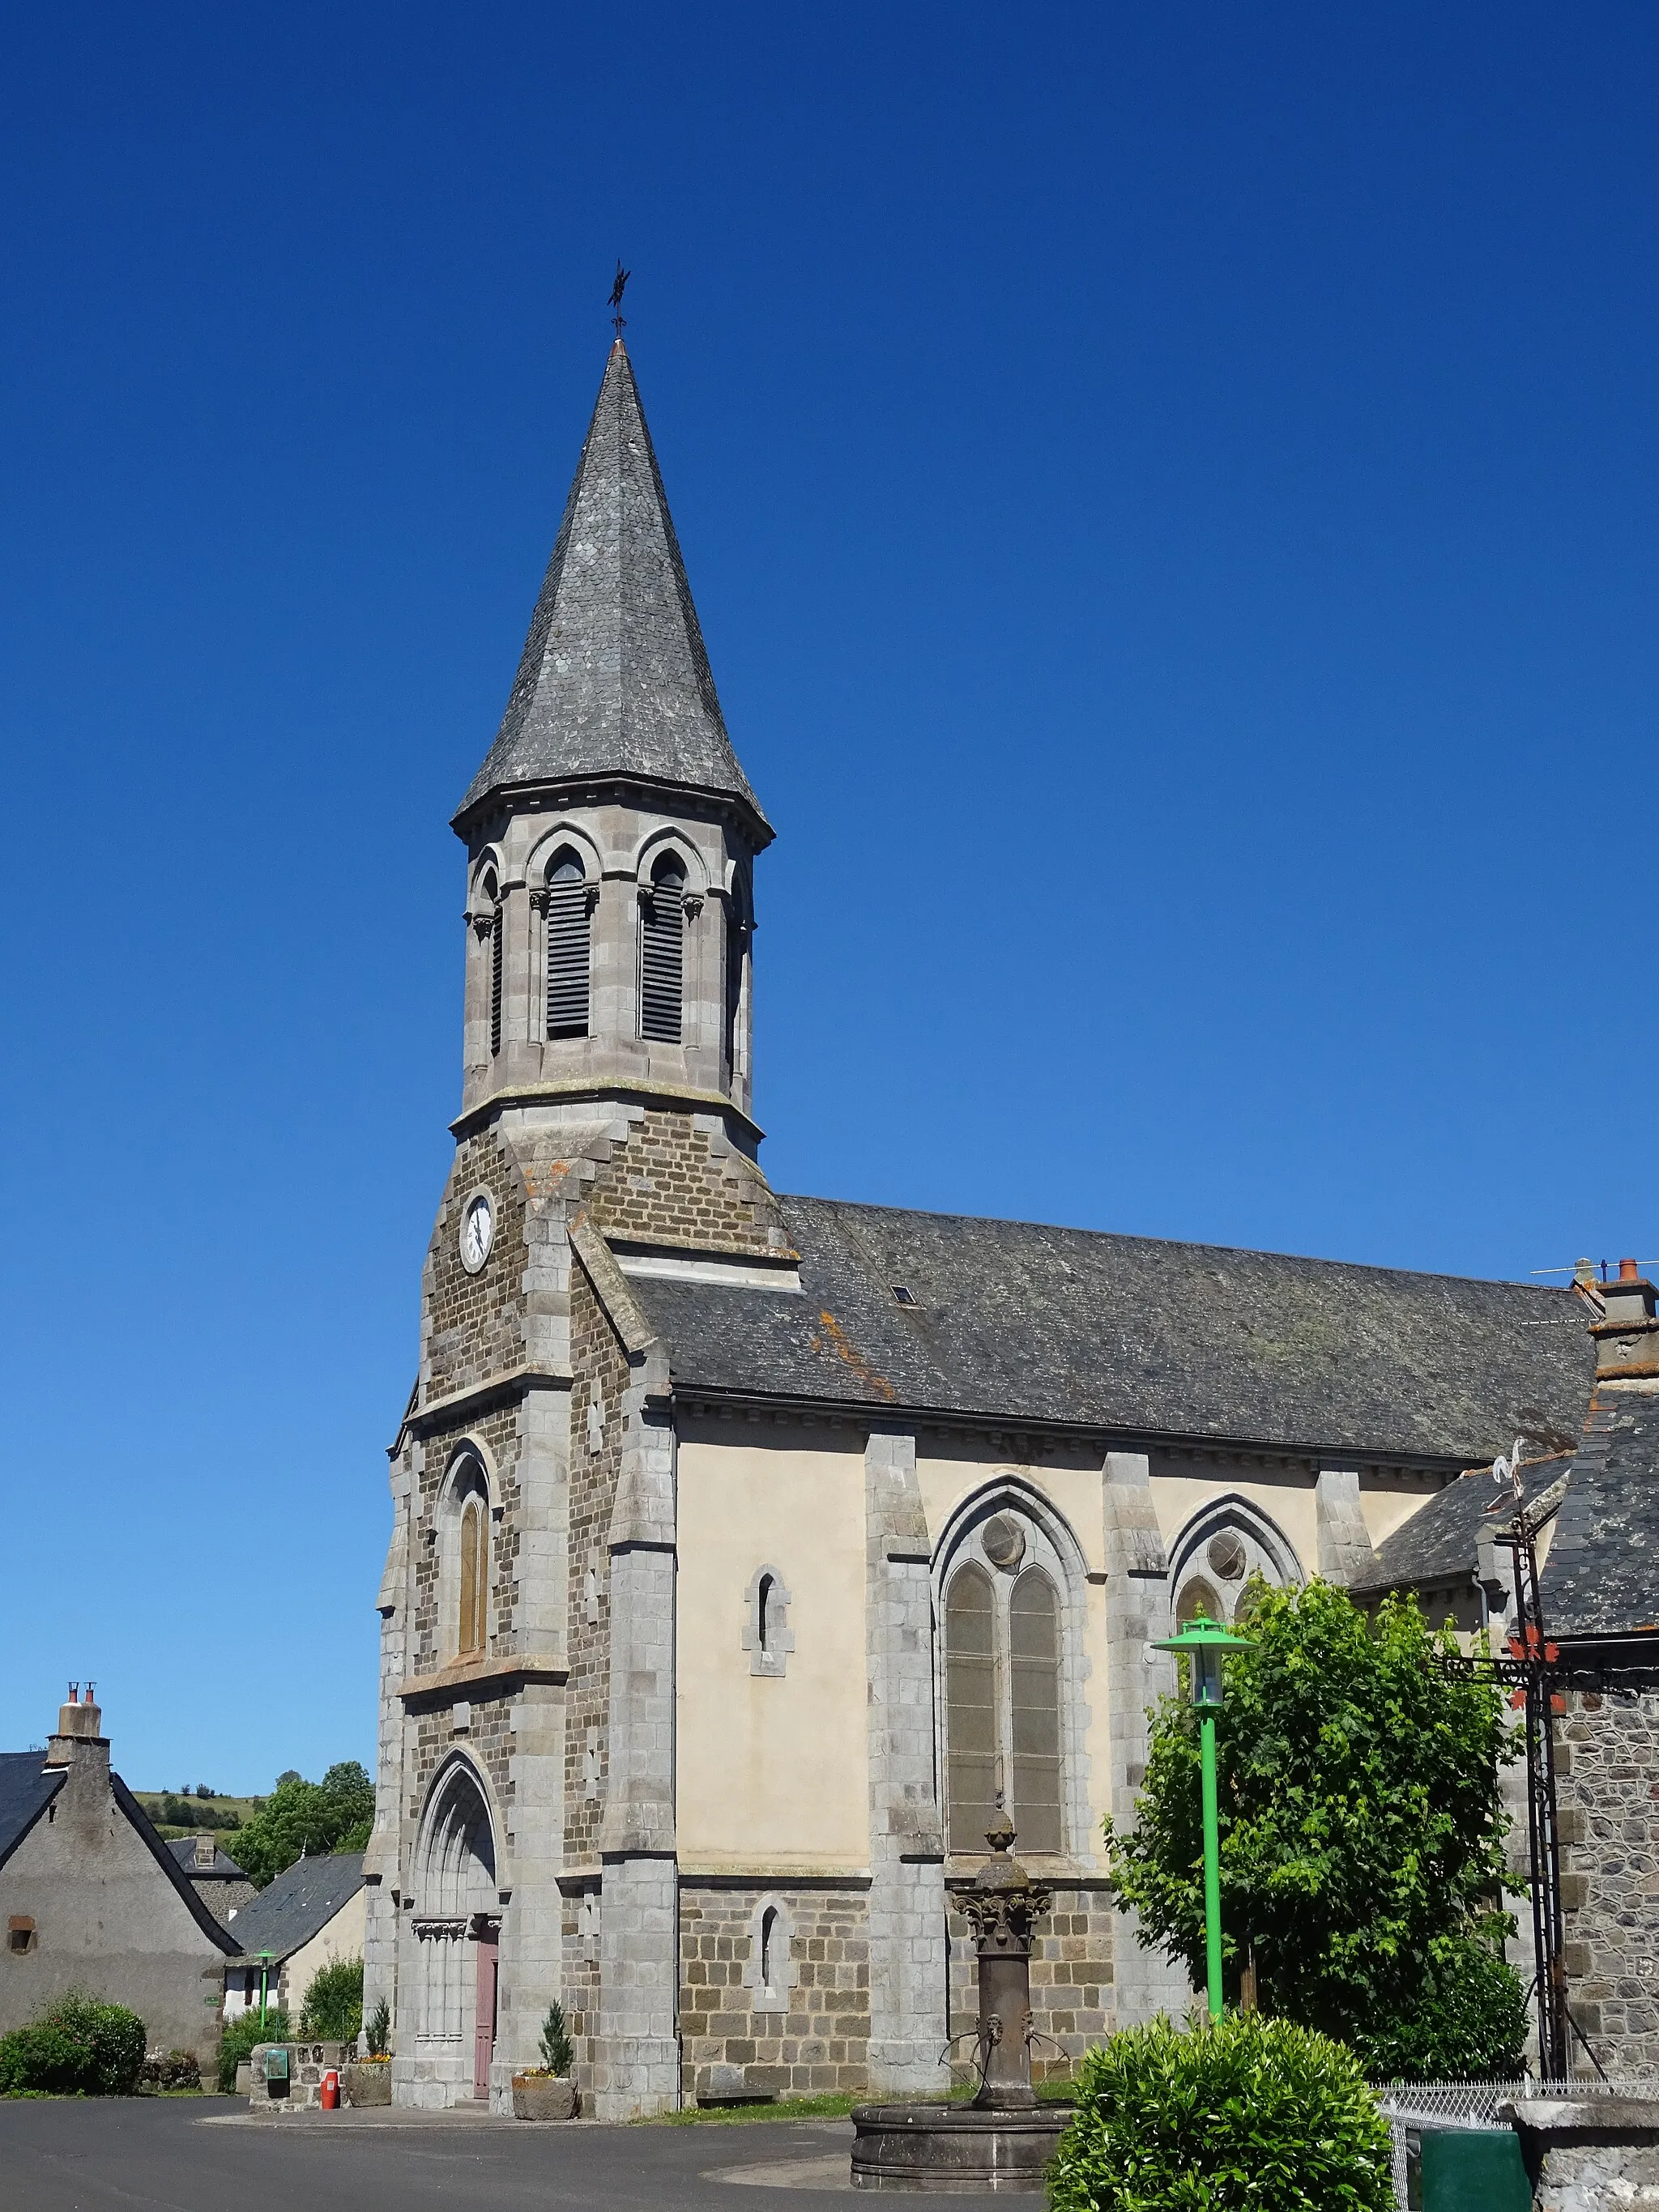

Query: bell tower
left=450, top=336, right=770, bottom=1132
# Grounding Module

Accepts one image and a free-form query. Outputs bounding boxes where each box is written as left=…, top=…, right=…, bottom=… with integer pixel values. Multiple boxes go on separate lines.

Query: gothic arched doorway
left=412, top=1762, right=500, bottom=2101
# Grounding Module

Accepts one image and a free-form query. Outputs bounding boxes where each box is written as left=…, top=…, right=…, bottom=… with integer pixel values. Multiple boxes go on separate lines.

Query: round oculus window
left=1207, top=1531, right=1247, bottom=1582
left=981, top=1514, right=1027, bottom=1571
left=459, top=1191, right=495, bottom=1273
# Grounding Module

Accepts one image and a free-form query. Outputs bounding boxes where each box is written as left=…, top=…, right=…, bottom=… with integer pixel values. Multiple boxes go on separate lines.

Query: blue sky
left=2, top=5, right=1654, bottom=1790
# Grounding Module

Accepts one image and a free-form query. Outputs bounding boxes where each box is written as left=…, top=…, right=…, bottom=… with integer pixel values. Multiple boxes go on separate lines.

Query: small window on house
left=640, top=855, right=686, bottom=1043
left=458, top=1495, right=488, bottom=1656
left=8, top=1918, right=36, bottom=1954
left=893, top=1285, right=917, bottom=1306
left=544, top=851, right=590, bottom=1039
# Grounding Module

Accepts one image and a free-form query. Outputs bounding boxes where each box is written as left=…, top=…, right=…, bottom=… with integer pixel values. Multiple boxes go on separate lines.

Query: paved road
left=0, top=2096, right=1021, bottom=2210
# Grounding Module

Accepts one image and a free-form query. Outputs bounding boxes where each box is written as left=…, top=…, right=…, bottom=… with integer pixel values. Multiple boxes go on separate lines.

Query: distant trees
left=233, top=1763, right=375, bottom=1889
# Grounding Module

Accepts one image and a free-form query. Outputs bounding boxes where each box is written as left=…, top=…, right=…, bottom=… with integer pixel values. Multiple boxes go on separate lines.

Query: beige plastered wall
left=282, top=1887, right=367, bottom=2025
left=676, top=1426, right=869, bottom=1873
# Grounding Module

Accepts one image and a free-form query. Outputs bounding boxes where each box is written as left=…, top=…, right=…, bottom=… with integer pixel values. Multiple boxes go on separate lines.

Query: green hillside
left=133, top=1788, right=263, bottom=1842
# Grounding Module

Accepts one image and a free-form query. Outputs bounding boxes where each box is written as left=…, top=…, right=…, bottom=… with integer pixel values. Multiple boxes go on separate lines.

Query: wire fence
left=1369, top=2077, right=1642, bottom=2210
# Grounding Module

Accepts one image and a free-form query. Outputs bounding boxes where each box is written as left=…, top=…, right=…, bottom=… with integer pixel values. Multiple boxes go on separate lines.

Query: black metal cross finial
left=609, top=259, right=631, bottom=337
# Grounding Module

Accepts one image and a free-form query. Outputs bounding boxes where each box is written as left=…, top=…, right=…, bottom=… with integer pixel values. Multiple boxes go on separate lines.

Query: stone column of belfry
left=864, top=1430, right=950, bottom=2094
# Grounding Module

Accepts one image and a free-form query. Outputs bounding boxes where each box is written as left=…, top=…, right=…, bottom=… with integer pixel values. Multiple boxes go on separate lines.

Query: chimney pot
left=1620, top=1257, right=1640, bottom=1281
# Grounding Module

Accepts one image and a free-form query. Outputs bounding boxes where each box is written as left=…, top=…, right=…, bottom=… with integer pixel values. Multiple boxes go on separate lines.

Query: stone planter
left=512, top=2073, right=578, bottom=2120
left=343, top=2061, right=394, bottom=2108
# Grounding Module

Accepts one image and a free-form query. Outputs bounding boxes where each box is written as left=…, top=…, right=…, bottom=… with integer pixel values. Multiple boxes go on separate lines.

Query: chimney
left=43, top=1681, right=109, bottom=1773
left=194, top=1835, right=216, bottom=1870
left=1591, top=1260, right=1659, bottom=1380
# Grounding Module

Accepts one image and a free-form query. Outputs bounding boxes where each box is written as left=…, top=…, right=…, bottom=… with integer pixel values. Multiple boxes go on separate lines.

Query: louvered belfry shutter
left=544, top=858, right=590, bottom=1038
left=640, top=860, right=684, bottom=1042
left=488, top=905, right=504, bottom=1059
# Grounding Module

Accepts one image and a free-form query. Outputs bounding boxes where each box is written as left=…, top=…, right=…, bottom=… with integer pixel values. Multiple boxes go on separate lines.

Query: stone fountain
left=851, top=1813, right=1073, bottom=2192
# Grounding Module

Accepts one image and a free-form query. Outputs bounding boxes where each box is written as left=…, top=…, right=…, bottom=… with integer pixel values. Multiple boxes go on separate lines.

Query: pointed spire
left=455, top=341, right=768, bottom=836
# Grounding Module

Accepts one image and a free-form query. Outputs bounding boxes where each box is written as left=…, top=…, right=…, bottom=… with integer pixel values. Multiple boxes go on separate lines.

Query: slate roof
left=1542, top=1385, right=1659, bottom=1639
left=0, top=1752, right=64, bottom=1869
left=227, top=1852, right=365, bottom=1965
left=629, top=1196, right=1593, bottom=1466
left=1354, top=1458, right=1572, bottom=1596
left=165, top=1837, right=248, bottom=1880
left=456, top=340, right=766, bottom=832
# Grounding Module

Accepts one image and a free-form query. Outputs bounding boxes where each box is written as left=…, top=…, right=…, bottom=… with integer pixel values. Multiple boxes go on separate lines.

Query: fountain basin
left=850, top=2101, right=1073, bottom=2193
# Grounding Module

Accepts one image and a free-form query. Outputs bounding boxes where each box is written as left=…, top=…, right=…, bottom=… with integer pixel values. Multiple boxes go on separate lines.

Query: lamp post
left=1151, top=1610, right=1254, bottom=2021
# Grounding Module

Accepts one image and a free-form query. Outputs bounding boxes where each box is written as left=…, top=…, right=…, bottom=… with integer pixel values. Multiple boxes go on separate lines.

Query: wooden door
left=473, top=1933, right=498, bottom=2099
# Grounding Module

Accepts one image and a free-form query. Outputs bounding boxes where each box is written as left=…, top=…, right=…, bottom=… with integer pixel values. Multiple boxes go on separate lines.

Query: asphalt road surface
left=0, top=2097, right=1022, bottom=2210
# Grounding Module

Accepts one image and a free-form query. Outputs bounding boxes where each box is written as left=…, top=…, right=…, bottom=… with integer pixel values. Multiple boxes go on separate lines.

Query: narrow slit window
left=640, top=855, right=685, bottom=1043
left=759, top=1905, right=778, bottom=1995
left=757, top=1573, right=776, bottom=1657
left=544, top=853, right=590, bottom=1039
left=945, top=1563, right=999, bottom=1853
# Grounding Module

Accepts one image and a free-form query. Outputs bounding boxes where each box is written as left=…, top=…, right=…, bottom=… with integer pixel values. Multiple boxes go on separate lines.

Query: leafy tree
left=233, top=1762, right=376, bottom=1888
left=300, top=1956, right=364, bottom=2044
left=1107, top=1582, right=1525, bottom=2078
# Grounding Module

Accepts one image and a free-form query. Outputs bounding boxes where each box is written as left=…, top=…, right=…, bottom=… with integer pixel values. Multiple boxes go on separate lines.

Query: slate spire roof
left=456, top=339, right=768, bottom=835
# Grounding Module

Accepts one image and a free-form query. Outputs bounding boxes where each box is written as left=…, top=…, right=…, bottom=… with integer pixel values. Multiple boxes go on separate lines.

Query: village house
left=0, top=1692, right=237, bottom=2069
left=222, top=1852, right=366, bottom=2024
left=363, top=335, right=1596, bottom=2116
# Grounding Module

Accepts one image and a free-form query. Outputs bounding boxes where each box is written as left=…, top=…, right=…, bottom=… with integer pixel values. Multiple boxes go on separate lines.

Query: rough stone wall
left=1558, top=1684, right=1659, bottom=2082
left=560, top=1878, right=603, bottom=2098
left=565, top=1268, right=627, bottom=1869
left=585, top=1109, right=787, bottom=1258
left=412, top=1405, right=520, bottom=1673
left=678, top=1885, right=872, bottom=2099
left=423, top=1131, right=527, bottom=1403
left=947, top=1884, right=1115, bottom=2082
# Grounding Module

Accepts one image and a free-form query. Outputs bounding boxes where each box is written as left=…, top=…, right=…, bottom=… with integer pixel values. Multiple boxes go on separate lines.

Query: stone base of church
left=679, top=1881, right=872, bottom=2102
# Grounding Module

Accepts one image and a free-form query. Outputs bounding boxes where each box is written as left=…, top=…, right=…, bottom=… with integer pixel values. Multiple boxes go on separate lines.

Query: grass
left=637, top=2078, right=1078, bottom=2126
left=132, top=1790, right=262, bottom=1842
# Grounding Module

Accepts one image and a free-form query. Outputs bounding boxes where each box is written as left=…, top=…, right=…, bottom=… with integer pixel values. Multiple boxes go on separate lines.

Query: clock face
left=460, top=1192, right=494, bottom=1272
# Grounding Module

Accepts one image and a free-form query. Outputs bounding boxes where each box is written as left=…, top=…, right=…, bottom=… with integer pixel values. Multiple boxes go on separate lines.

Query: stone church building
left=365, top=338, right=1593, bottom=2114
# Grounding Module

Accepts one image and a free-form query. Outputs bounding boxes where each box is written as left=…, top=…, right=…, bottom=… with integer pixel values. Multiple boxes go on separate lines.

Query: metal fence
left=1370, top=2077, right=1639, bottom=2210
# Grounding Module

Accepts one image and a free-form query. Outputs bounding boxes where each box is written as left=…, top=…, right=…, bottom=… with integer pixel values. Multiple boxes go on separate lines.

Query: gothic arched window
left=641, top=854, right=685, bottom=1043
left=943, top=1511, right=1073, bottom=1857
left=458, top=1495, right=488, bottom=1657
left=544, top=850, right=590, bottom=1040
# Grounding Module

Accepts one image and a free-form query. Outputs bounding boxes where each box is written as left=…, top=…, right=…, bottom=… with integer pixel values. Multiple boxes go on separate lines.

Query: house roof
left=1542, top=1384, right=1659, bottom=1639
left=0, top=1753, right=65, bottom=1869
left=1354, top=1457, right=1572, bottom=1596
left=628, top=1196, right=1594, bottom=1466
left=455, top=339, right=766, bottom=834
left=227, top=1853, right=365, bottom=1966
left=165, top=1837, right=248, bottom=1880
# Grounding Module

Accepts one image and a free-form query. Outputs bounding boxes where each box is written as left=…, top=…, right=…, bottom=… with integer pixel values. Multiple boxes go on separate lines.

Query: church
left=363, top=335, right=1593, bottom=2116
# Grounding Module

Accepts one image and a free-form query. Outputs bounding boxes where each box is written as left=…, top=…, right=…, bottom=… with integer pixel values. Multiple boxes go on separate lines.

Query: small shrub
left=539, top=2002, right=574, bottom=2077
left=138, top=2049, right=201, bottom=2092
left=1048, top=2012, right=1395, bottom=2212
left=215, top=2006, right=292, bottom=2095
left=300, top=1956, right=363, bottom=2044
left=365, top=1998, right=391, bottom=2058
left=0, top=1994, right=148, bottom=2097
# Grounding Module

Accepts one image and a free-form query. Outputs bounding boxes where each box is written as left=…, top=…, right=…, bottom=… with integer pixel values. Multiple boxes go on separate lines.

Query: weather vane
left=609, top=259, right=631, bottom=337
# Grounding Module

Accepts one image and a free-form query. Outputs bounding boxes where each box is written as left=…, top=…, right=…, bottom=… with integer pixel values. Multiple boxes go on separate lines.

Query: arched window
left=744, top=1563, right=794, bottom=1677
left=759, top=1904, right=778, bottom=1993
left=1009, top=1571, right=1062, bottom=1854
left=640, top=854, right=685, bottom=1043
left=945, top=1563, right=998, bottom=1852
left=1176, top=1576, right=1221, bottom=1630
left=943, top=1512, right=1075, bottom=1857
left=458, top=1496, right=488, bottom=1656
left=544, top=850, right=590, bottom=1039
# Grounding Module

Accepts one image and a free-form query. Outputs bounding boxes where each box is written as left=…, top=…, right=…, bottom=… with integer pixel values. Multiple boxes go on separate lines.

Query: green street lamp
left=1151, top=1610, right=1254, bottom=2021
